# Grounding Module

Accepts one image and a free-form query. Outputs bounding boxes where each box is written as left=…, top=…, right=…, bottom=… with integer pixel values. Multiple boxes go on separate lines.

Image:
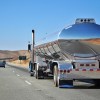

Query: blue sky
left=0, top=0, right=100, bottom=50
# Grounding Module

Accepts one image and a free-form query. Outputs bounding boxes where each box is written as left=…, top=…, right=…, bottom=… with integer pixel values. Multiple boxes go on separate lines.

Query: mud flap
left=59, top=80, right=74, bottom=88
left=35, top=69, right=44, bottom=79
left=93, top=79, right=100, bottom=87
left=30, top=71, right=34, bottom=76
left=38, top=70, right=44, bottom=79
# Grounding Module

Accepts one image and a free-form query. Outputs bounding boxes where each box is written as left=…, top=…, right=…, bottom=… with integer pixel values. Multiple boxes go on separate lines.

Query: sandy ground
left=10, top=60, right=29, bottom=68
left=84, top=39, right=100, bottom=45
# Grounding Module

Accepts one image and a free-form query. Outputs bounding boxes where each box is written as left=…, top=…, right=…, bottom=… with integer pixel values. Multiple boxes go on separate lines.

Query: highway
left=0, top=64, right=100, bottom=100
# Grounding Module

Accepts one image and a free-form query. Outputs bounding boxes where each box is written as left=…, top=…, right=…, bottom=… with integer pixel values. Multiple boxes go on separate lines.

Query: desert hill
left=0, top=50, right=30, bottom=67
left=0, top=50, right=29, bottom=60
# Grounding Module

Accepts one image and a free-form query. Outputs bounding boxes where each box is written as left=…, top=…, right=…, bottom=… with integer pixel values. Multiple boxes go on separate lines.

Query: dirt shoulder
left=10, top=60, right=29, bottom=68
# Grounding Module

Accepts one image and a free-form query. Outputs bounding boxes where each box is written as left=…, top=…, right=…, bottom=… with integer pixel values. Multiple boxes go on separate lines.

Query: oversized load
left=28, top=18, right=100, bottom=87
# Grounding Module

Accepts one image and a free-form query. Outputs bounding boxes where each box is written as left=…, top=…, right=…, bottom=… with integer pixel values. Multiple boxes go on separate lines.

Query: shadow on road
left=73, top=85, right=100, bottom=89
left=59, top=85, right=100, bottom=89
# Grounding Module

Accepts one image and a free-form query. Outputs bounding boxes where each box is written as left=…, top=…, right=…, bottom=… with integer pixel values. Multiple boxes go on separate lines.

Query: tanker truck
left=28, top=18, right=100, bottom=87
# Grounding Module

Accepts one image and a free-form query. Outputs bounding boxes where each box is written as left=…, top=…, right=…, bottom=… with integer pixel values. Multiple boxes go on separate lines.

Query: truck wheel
left=35, top=68, right=38, bottom=79
left=53, top=65, right=59, bottom=87
left=35, top=68, right=44, bottom=79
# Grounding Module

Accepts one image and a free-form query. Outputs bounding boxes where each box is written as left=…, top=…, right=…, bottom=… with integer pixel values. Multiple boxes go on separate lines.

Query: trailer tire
left=54, top=65, right=59, bottom=87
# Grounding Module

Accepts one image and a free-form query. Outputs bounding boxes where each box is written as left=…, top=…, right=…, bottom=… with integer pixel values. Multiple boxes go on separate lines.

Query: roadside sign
left=18, top=56, right=26, bottom=60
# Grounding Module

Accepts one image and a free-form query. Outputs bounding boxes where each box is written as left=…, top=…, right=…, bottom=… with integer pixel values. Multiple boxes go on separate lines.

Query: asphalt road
left=0, top=64, right=100, bottom=100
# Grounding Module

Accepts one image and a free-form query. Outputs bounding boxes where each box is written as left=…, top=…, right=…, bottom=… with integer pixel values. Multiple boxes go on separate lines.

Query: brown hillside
left=0, top=50, right=30, bottom=67
left=0, top=50, right=30, bottom=61
left=83, top=38, right=100, bottom=45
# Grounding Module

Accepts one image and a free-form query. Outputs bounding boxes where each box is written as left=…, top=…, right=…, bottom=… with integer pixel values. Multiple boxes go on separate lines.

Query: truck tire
left=53, top=65, right=59, bottom=87
left=35, top=68, right=38, bottom=79
left=35, top=67, right=44, bottom=79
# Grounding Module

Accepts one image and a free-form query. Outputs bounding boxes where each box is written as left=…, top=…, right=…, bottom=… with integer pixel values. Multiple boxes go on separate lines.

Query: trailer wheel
left=54, top=65, right=59, bottom=87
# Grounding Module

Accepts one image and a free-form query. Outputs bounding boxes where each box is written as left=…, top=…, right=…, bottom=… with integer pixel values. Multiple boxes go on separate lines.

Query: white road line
left=25, top=80, right=32, bottom=85
left=17, top=74, right=20, bottom=77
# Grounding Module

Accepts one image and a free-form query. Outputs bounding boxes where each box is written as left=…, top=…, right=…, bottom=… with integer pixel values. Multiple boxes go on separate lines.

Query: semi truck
left=28, top=18, right=100, bottom=87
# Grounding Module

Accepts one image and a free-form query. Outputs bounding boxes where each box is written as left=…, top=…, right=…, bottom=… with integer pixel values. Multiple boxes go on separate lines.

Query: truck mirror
left=28, top=44, right=31, bottom=51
